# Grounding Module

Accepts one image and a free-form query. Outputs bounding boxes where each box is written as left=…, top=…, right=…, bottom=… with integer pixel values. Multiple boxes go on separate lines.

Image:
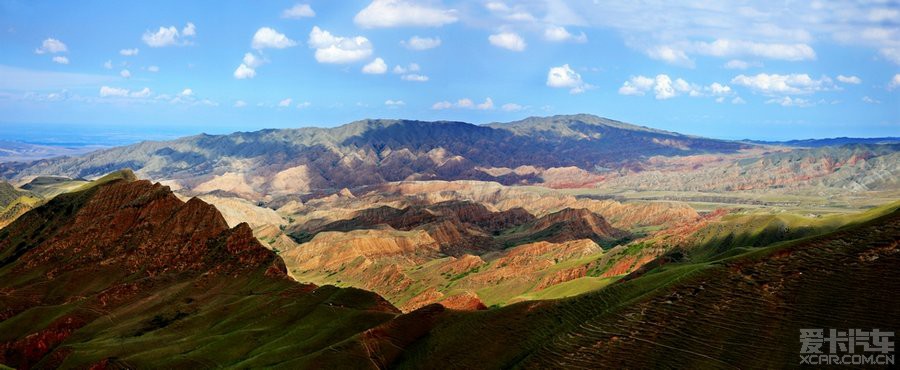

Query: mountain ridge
left=0, top=114, right=750, bottom=197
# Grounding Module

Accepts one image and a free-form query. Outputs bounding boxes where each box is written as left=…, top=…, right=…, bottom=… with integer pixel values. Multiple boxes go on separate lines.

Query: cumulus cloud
left=120, top=48, right=139, bottom=56
left=392, top=63, right=420, bottom=74
left=52, top=56, right=69, bottom=65
left=723, top=59, right=762, bottom=70
left=234, top=100, right=247, bottom=108
left=98, top=86, right=153, bottom=99
left=234, top=63, right=256, bottom=79
left=180, top=88, right=193, bottom=96
left=308, top=26, right=372, bottom=63
left=862, top=96, right=881, bottom=104
left=252, top=27, right=297, bottom=49
left=278, top=98, right=292, bottom=107
left=732, top=96, right=747, bottom=104
left=501, top=103, right=524, bottom=112
left=130, top=87, right=152, bottom=98
left=401, top=74, right=429, bottom=82
left=731, top=73, right=836, bottom=95
left=646, top=46, right=693, bottom=67
left=234, top=52, right=265, bottom=79
left=402, top=36, right=441, bottom=50
left=355, top=0, right=458, bottom=28
left=485, top=2, right=536, bottom=22
left=889, top=74, right=900, bottom=90
left=617, top=76, right=652, bottom=96
left=765, top=96, right=814, bottom=107
left=143, top=23, right=196, bottom=47
left=544, top=26, right=587, bottom=43
left=836, top=75, right=861, bottom=84
left=35, top=38, right=67, bottom=54
left=362, top=58, right=388, bottom=74
left=281, top=4, right=315, bottom=19
left=546, top=64, right=590, bottom=94
left=619, top=75, right=732, bottom=100
left=432, top=101, right=453, bottom=110
left=432, top=97, right=493, bottom=110
left=103, top=60, right=112, bottom=69
left=489, top=32, right=526, bottom=51
left=384, top=99, right=405, bottom=107
left=120, top=69, right=131, bottom=78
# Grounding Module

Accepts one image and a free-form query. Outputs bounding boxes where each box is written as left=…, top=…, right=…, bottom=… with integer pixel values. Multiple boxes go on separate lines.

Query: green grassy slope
left=0, top=174, right=398, bottom=368
left=316, top=203, right=900, bottom=369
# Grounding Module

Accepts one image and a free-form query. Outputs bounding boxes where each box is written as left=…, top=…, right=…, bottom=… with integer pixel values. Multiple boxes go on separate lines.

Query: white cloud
left=100, top=86, right=152, bottom=98
left=308, top=26, right=372, bottom=63
left=392, top=63, right=420, bottom=74
left=234, top=63, right=256, bottom=79
left=362, top=58, right=388, bottom=74
left=143, top=23, right=195, bottom=47
left=546, top=64, right=590, bottom=94
left=355, top=0, right=458, bottom=28
left=35, top=38, right=67, bottom=54
left=147, top=65, right=159, bottom=72
left=646, top=46, right=693, bottom=67
left=484, top=2, right=536, bottom=22
left=401, top=74, right=429, bottom=82
left=890, top=74, right=900, bottom=90
left=501, top=103, right=524, bottom=112
left=432, top=101, right=453, bottom=110
left=243, top=52, right=264, bottom=68
left=402, top=36, right=441, bottom=50
left=489, top=32, right=526, bottom=51
left=180, top=88, right=193, bottom=96
left=282, top=4, right=315, bottom=19
left=723, top=59, right=762, bottom=70
left=732, top=96, right=746, bottom=104
left=120, top=48, right=139, bottom=56
left=765, top=96, right=814, bottom=107
left=385, top=99, right=405, bottom=107
left=544, top=26, right=587, bottom=43
left=619, top=75, right=731, bottom=100
left=836, top=75, right=862, bottom=84
left=234, top=100, right=247, bottom=108
left=296, top=101, right=311, bottom=109
left=252, top=27, right=297, bottom=50
left=99, top=86, right=129, bottom=97
left=691, top=39, right=815, bottom=61
left=618, top=75, right=654, bottom=96
left=432, top=97, right=493, bottom=110
left=52, top=56, right=69, bottom=65
left=731, top=73, right=836, bottom=95
left=103, top=60, right=112, bottom=69
left=862, top=96, right=881, bottom=104
left=130, top=87, right=152, bottom=98
left=120, top=69, right=131, bottom=78
left=654, top=75, right=676, bottom=99
left=233, top=52, right=265, bottom=79
left=476, top=97, right=494, bottom=110
left=182, top=23, right=196, bottom=37
left=278, top=98, right=292, bottom=107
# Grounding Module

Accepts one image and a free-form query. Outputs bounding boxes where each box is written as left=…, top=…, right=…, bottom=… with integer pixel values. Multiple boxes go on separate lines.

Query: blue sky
left=0, top=0, right=898, bottom=141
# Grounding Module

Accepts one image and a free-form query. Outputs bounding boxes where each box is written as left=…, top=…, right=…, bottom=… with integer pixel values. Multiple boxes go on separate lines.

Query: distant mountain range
left=745, top=137, right=900, bottom=147
left=0, top=115, right=751, bottom=195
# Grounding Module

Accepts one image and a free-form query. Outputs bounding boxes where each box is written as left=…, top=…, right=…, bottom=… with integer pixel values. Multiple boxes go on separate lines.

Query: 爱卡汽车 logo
left=800, top=328, right=895, bottom=365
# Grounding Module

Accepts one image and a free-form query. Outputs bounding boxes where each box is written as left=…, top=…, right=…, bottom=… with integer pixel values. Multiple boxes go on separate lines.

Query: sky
left=0, top=0, right=899, bottom=142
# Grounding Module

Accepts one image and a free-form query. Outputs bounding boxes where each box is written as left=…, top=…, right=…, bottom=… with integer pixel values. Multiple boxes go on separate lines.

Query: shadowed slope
left=0, top=175, right=398, bottom=368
